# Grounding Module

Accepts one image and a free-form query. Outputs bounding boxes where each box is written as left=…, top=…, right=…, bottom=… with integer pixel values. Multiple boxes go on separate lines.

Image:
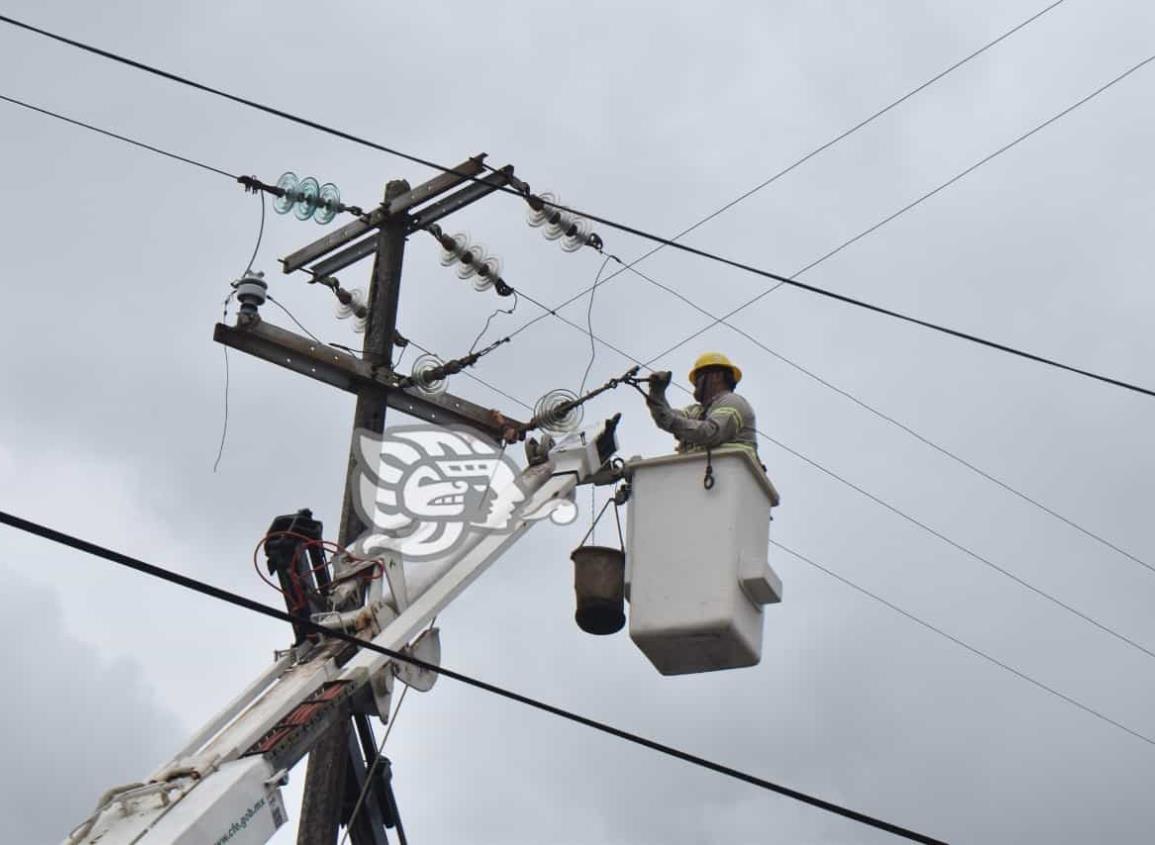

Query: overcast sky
left=3, top=1, right=1155, bottom=843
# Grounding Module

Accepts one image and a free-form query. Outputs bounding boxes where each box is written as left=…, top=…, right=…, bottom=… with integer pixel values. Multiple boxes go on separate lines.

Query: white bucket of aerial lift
left=625, top=448, right=781, bottom=675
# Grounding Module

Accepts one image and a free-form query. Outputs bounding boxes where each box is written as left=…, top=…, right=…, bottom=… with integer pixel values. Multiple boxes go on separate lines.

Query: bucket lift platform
left=625, top=448, right=781, bottom=675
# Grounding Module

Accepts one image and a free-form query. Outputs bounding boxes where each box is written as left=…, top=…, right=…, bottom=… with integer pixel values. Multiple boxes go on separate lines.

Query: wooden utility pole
left=215, top=155, right=527, bottom=844
left=297, top=179, right=409, bottom=845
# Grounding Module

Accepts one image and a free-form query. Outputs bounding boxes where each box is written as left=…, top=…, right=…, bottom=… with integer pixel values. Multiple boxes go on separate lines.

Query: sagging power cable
left=0, top=509, right=949, bottom=845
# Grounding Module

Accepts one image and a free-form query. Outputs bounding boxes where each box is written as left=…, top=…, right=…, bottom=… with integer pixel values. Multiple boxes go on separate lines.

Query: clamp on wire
left=396, top=337, right=510, bottom=390
left=236, top=174, right=365, bottom=218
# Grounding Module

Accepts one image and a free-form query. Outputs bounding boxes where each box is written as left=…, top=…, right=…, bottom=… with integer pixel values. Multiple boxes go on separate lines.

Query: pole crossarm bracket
left=213, top=319, right=524, bottom=440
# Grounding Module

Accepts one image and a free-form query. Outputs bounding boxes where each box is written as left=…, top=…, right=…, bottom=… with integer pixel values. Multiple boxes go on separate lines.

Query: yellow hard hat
left=688, top=352, right=742, bottom=385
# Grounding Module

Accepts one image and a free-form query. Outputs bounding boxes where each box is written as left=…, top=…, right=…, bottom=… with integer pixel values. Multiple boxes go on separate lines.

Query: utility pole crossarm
left=213, top=320, right=524, bottom=441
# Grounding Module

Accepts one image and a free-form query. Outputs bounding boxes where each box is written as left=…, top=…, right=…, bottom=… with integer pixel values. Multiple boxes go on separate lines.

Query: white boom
left=65, top=422, right=617, bottom=845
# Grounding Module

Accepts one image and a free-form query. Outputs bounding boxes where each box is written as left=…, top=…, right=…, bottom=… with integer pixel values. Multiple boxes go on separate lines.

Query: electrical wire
left=339, top=615, right=435, bottom=845
left=469, top=291, right=519, bottom=354
left=0, top=92, right=238, bottom=179
left=505, top=0, right=1068, bottom=333
left=244, top=192, right=266, bottom=275
left=2, top=14, right=1152, bottom=398
left=603, top=260, right=1154, bottom=575
left=0, top=510, right=949, bottom=845
left=578, top=254, right=613, bottom=395
left=407, top=338, right=534, bottom=412
left=213, top=192, right=266, bottom=474
left=636, top=48, right=1155, bottom=369
left=771, top=538, right=1155, bottom=747
left=265, top=294, right=325, bottom=345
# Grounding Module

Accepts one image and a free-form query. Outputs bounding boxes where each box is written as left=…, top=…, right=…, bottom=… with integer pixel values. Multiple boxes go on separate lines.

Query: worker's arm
left=662, top=400, right=743, bottom=449
left=645, top=372, right=694, bottom=433
left=647, top=391, right=693, bottom=431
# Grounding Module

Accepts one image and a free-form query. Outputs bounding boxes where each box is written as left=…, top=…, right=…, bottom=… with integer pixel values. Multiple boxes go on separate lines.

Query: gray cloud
left=0, top=572, right=181, bottom=844
left=2, top=0, right=1154, bottom=842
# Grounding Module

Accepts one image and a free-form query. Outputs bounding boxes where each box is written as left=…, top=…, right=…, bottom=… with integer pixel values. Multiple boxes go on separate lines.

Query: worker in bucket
left=645, top=352, right=760, bottom=461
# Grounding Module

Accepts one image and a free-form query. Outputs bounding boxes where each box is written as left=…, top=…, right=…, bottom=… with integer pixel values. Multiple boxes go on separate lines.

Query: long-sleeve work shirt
left=648, top=389, right=760, bottom=459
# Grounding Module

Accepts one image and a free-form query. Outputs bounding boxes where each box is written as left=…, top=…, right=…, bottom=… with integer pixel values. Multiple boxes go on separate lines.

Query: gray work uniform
left=648, top=390, right=760, bottom=460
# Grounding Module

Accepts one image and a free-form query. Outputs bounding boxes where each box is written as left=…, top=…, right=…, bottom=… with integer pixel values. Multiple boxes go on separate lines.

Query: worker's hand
left=649, top=370, right=672, bottom=389
left=644, top=370, right=671, bottom=406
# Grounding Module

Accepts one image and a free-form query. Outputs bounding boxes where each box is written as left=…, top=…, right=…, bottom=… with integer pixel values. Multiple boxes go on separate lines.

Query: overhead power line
left=516, top=0, right=1068, bottom=327
left=0, top=510, right=949, bottom=845
left=0, top=93, right=237, bottom=179
left=636, top=50, right=1155, bottom=367
left=771, top=539, right=1155, bottom=748
left=611, top=266, right=1152, bottom=576
left=2, top=12, right=1154, bottom=399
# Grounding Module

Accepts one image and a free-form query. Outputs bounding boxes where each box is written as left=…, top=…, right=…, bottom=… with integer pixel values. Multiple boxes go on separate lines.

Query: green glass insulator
left=273, top=171, right=299, bottom=215
left=314, top=182, right=341, bottom=225
left=293, top=176, right=320, bottom=221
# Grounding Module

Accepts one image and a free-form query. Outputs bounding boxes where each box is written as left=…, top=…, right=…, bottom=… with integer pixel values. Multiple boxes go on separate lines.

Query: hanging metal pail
left=571, top=545, right=626, bottom=635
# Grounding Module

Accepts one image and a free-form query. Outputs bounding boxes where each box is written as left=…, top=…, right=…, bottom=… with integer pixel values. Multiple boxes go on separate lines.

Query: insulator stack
left=435, top=229, right=509, bottom=294
left=525, top=191, right=603, bottom=252
left=272, top=171, right=343, bottom=225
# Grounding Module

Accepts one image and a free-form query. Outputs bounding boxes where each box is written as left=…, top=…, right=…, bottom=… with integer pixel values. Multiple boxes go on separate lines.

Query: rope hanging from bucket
left=703, top=448, right=715, bottom=490
left=576, top=496, right=615, bottom=549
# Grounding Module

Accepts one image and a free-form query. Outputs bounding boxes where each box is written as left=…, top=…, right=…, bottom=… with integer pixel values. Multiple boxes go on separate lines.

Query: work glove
left=646, top=370, right=672, bottom=405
